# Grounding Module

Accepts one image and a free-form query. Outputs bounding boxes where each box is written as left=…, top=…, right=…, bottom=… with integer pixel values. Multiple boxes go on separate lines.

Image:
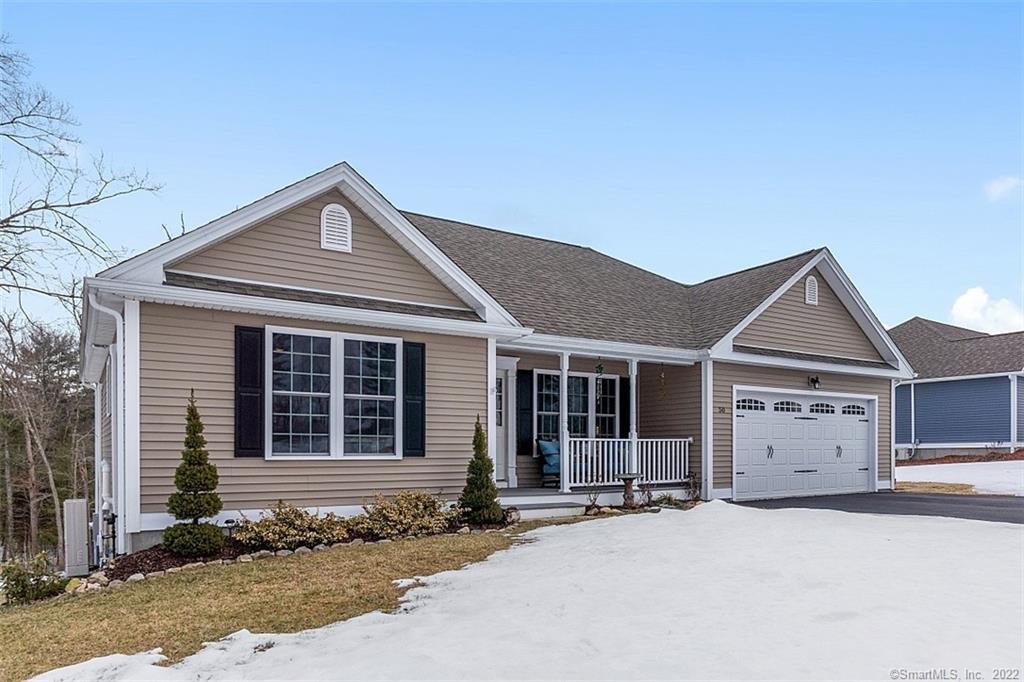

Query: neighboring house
left=889, top=317, right=1023, bottom=459
left=81, top=162, right=913, bottom=555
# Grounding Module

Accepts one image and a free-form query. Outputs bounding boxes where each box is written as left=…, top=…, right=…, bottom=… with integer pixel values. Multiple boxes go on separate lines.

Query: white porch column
left=486, top=338, right=497, bottom=482
left=628, top=359, right=639, bottom=473
left=559, top=351, right=571, bottom=492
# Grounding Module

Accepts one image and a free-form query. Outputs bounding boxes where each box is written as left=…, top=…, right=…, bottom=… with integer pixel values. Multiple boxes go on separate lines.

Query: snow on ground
left=37, top=502, right=1024, bottom=681
left=897, top=460, right=1024, bottom=496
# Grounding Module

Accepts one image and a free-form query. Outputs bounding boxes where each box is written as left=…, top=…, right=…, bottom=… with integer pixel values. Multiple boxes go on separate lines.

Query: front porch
left=491, top=345, right=701, bottom=495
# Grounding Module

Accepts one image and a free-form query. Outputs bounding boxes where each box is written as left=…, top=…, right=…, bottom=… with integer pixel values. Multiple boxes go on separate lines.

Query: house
left=888, top=317, right=1023, bottom=459
left=80, top=162, right=913, bottom=555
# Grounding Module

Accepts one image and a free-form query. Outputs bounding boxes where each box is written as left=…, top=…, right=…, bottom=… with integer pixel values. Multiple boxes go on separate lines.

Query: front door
left=495, top=371, right=508, bottom=483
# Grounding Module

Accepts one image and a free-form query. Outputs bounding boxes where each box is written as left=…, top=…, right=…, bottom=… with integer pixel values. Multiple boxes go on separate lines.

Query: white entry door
left=495, top=371, right=508, bottom=483
left=733, top=390, right=873, bottom=501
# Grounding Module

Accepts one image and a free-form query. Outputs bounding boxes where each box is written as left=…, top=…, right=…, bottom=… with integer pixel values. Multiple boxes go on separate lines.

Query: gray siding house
left=889, top=318, right=1023, bottom=458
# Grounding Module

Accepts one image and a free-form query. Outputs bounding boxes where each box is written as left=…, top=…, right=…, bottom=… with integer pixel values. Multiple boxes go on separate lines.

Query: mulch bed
left=896, top=448, right=1024, bottom=467
left=107, top=537, right=250, bottom=582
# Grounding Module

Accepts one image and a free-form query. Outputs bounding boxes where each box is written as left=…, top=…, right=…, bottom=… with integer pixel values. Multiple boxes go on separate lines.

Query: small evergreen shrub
left=458, top=418, right=504, bottom=525
left=162, top=523, right=225, bottom=557
left=350, top=491, right=459, bottom=540
left=234, top=501, right=349, bottom=550
left=1, top=553, right=68, bottom=605
left=164, top=390, right=224, bottom=557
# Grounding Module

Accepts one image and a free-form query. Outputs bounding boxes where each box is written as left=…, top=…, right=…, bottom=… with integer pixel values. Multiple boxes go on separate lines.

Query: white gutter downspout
left=88, top=293, right=125, bottom=554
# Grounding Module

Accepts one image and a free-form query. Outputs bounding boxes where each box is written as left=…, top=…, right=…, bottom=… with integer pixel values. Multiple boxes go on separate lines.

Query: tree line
left=0, top=33, right=156, bottom=564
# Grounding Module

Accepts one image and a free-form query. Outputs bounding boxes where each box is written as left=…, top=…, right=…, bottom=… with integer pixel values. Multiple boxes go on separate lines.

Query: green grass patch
left=0, top=518, right=584, bottom=680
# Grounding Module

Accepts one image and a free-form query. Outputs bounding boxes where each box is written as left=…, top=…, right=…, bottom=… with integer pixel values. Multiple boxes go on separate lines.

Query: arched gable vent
left=320, top=203, right=352, bottom=253
left=804, top=275, right=819, bottom=305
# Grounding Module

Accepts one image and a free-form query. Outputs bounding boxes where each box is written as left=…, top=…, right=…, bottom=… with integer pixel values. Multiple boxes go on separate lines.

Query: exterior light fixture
left=807, top=375, right=821, bottom=390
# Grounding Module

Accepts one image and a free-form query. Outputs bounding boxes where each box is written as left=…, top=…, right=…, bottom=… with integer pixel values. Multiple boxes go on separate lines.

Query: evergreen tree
left=163, top=390, right=224, bottom=556
left=459, top=417, right=504, bottom=525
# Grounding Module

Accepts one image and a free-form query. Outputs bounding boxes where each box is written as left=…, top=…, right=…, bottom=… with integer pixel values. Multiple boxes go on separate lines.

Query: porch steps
left=505, top=501, right=588, bottom=521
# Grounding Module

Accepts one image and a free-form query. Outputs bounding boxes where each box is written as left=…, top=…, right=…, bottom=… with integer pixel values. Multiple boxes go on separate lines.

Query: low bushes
left=232, top=491, right=462, bottom=550
left=234, top=501, right=349, bottom=551
left=350, top=491, right=460, bottom=540
left=1, top=553, right=68, bottom=606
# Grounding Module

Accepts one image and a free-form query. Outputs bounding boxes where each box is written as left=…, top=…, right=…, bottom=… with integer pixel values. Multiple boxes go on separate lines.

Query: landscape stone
left=145, top=570, right=165, bottom=579
left=165, top=566, right=182, bottom=574
left=253, top=550, right=273, bottom=559
left=108, top=579, right=124, bottom=588
left=237, top=554, right=253, bottom=563
left=126, top=573, right=145, bottom=583
left=457, top=526, right=470, bottom=534
left=206, top=559, right=223, bottom=566
left=276, top=549, right=292, bottom=557
left=349, top=539, right=364, bottom=546
left=378, top=538, right=392, bottom=544
left=313, top=544, right=327, bottom=552
left=294, top=546, right=312, bottom=554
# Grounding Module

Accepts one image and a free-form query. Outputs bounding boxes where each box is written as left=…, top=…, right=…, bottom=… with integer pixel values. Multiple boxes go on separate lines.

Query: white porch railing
left=566, top=437, right=691, bottom=488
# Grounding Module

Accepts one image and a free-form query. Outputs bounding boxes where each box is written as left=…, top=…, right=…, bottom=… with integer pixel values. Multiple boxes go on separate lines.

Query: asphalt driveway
left=738, top=492, right=1024, bottom=524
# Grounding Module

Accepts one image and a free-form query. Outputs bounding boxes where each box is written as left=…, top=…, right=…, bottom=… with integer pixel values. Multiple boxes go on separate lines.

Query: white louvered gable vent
left=320, top=203, right=352, bottom=252
left=804, top=275, right=819, bottom=305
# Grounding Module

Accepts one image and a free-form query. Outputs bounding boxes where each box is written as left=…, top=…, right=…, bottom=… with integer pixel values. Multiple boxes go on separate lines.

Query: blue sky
left=5, top=2, right=1022, bottom=331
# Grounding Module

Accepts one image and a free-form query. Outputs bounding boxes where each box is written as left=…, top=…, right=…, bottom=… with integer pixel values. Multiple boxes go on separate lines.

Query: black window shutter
left=403, top=342, right=426, bottom=457
left=619, top=376, right=631, bottom=439
left=234, top=326, right=265, bottom=457
left=516, top=369, right=534, bottom=456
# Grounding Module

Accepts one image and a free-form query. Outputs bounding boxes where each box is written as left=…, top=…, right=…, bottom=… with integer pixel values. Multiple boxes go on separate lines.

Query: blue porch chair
left=537, top=439, right=561, bottom=488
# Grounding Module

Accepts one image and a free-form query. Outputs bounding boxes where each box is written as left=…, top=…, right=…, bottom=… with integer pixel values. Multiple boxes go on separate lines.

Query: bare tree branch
left=0, top=34, right=160, bottom=307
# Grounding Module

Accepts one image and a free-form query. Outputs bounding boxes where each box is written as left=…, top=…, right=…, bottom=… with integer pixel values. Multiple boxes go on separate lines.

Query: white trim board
left=87, top=278, right=527, bottom=336
left=896, top=372, right=1023, bottom=385
left=711, top=347, right=908, bottom=379
left=500, top=334, right=702, bottom=365
left=123, top=300, right=142, bottom=538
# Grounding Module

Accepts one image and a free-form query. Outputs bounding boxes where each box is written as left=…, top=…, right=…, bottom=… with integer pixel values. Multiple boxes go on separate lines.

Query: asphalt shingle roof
left=404, top=210, right=822, bottom=350
left=888, top=317, right=1024, bottom=379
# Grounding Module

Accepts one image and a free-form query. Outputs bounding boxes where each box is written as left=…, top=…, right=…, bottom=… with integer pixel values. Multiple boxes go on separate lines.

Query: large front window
left=266, top=327, right=402, bottom=459
left=534, top=371, right=619, bottom=445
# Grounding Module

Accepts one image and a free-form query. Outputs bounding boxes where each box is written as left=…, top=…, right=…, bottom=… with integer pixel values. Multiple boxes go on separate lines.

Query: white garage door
left=733, top=390, right=874, bottom=501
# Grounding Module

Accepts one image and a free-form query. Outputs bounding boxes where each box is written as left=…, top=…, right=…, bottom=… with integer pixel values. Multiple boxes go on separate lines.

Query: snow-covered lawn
left=897, top=460, right=1024, bottom=496
left=38, top=502, right=1023, bottom=681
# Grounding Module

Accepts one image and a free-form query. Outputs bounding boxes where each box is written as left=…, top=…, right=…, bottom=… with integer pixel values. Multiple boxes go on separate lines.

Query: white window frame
left=533, top=369, right=620, bottom=447
left=264, top=325, right=403, bottom=461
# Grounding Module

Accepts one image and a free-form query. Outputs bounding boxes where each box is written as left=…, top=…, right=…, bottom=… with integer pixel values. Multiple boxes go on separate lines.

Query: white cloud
left=950, top=287, right=1024, bottom=334
left=984, top=175, right=1022, bottom=201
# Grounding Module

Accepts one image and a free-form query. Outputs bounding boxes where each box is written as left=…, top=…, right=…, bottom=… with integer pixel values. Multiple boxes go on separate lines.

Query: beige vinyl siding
left=711, top=362, right=892, bottom=489
left=171, top=190, right=468, bottom=309
left=638, top=363, right=701, bottom=481
left=139, top=302, right=486, bottom=512
left=735, top=268, right=883, bottom=362
left=101, top=365, right=112, bottom=463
